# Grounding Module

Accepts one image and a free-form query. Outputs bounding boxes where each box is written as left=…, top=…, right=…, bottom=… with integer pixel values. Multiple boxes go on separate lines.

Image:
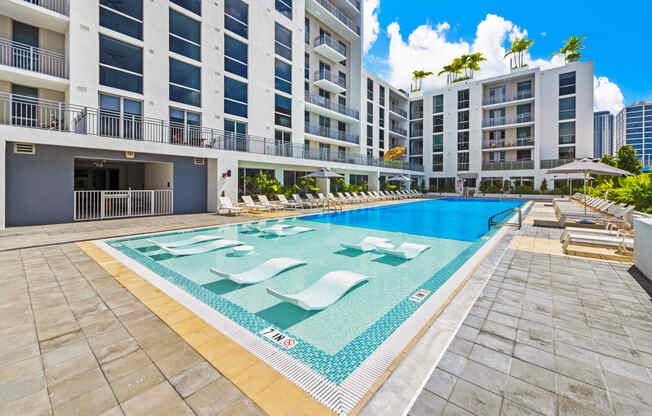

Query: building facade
left=615, top=100, right=652, bottom=167
left=594, top=110, right=613, bottom=158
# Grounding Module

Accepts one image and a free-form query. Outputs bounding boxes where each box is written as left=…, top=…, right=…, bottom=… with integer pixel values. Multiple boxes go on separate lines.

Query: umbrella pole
left=584, top=171, right=587, bottom=216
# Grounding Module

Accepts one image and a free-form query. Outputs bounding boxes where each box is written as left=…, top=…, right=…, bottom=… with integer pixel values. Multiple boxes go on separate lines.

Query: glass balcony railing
left=304, top=124, right=359, bottom=144
left=482, top=160, right=534, bottom=170
left=389, top=105, right=408, bottom=118
left=312, top=0, right=360, bottom=35
left=313, top=70, right=346, bottom=89
left=389, top=125, right=408, bottom=136
left=304, top=93, right=359, bottom=119
left=482, top=137, right=534, bottom=149
left=541, top=158, right=573, bottom=169
left=483, top=90, right=533, bottom=105
left=22, top=0, right=68, bottom=16
left=313, top=36, right=347, bottom=57
left=483, top=113, right=533, bottom=127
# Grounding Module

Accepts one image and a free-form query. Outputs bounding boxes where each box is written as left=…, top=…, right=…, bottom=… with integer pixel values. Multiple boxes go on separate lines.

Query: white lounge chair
left=159, top=239, right=243, bottom=256
left=261, top=226, right=314, bottom=236
left=210, top=258, right=307, bottom=284
left=277, top=194, right=302, bottom=209
left=376, top=242, right=430, bottom=259
left=562, top=231, right=634, bottom=254
left=560, top=227, right=633, bottom=242
left=242, top=195, right=271, bottom=211
left=340, top=236, right=390, bottom=252
left=242, top=222, right=291, bottom=233
left=148, top=235, right=223, bottom=249
left=257, top=195, right=284, bottom=210
left=219, top=197, right=247, bottom=215
left=266, top=270, right=369, bottom=310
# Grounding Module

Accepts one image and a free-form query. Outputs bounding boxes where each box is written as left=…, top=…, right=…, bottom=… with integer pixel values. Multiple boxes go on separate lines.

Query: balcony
left=482, top=113, right=533, bottom=129
left=313, top=35, right=346, bottom=63
left=21, top=0, right=67, bottom=14
left=482, top=137, right=535, bottom=150
left=482, top=160, right=534, bottom=171
left=0, top=37, right=68, bottom=87
left=389, top=105, right=408, bottom=119
left=304, top=93, right=359, bottom=122
left=541, top=159, right=573, bottom=169
left=482, top=90, right=534, bottom=107
left=304, top=123, right=359, bottom=146
left=313, top=70, right=346, bottom=94
left=306, top=0, right=360, bottom=40
left=410, top=111, right=424, bottom=120
left=389, top=125, right=407, bottom=137
left=0, top=1, right=69, bottom=34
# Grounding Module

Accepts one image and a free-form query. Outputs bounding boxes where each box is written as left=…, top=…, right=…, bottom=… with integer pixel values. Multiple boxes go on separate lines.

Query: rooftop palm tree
left=438, top=64, right=453, bottom=84
left=411, top=70, right=433, bottom=92
left=551, top=36, right=586, bottom=64
left=464, top=52, right=486, bottom=79
left=505, top=37, right=534, bottom=69
left=449, top=57, right=465, bottom=83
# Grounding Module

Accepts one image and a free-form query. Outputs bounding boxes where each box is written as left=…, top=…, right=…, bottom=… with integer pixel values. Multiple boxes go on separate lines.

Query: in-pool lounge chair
left=376, top=242, right=430, bottom=260
left=148, top=235, right=223, bottom=249
left=159, top=239, right=243, bottom=256
left=266, top=270, right=368, bottom=310
left=242, top=222, right=291, bottom=233
left=561, top=231, right=634, bottom=254
left=262, top=226, right=314, bottom=236
left=219, top=197, right=247, bottom=216
left=340, top=236, right=390, bottom=252
left=210, top=258, right=307, bottom=284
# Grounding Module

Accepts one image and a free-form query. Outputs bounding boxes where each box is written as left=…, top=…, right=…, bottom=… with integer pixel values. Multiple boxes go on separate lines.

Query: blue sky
left=362, top=0, right=652, bottom=109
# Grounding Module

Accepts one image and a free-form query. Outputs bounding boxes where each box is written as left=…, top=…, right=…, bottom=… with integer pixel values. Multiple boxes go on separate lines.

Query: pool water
left=108, top=198, right=522, bottom=383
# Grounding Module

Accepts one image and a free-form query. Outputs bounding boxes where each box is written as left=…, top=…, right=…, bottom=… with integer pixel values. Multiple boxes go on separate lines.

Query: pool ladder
left=488, top=207, right=522, bottom=230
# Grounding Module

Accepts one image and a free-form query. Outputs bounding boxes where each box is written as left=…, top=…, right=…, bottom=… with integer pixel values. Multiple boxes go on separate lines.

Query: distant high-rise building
left=594, top=111, right=613, bottom=157
left=615, top=100, right=652, bottom=167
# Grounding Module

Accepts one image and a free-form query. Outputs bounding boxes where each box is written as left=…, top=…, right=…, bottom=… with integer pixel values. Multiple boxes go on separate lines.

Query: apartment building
left=615, top=100, right=652, bottom=167
left=594, top=110, right=613, bottom=158
left=0, top=0, right=426, bottom=229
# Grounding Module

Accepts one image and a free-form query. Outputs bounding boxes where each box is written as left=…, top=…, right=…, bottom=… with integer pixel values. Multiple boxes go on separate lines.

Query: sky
left=362, top=0, right=652, bottom=113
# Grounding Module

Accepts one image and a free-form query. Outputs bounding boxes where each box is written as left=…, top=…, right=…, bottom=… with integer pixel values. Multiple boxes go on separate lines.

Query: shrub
left=540, top=178, right=548, bottom=192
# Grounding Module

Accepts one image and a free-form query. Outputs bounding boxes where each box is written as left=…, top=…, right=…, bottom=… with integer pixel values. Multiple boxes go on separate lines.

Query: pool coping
left=82, top=199, right=530, bottom=415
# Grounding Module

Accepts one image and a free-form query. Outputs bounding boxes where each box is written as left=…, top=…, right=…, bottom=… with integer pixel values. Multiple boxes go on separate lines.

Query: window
left=275, top=0, right=292, bottom=19
left=517, top=104, right=531, bottom=122
left=559, top=71, right=576, bottom=96
left=410, top=100, right=423, bottom=119
left=516, top=149, right=531, bottom=160
left=517, top=80, right=532, bottom=99
left=224, top=77, right=248, bottom=117
left=559, top=121, right=576, bottom=144
left=409, top=139, right=423, bottom=155
left=367, top=125, right=373, bottom=146
left=98, top=93, right=142, bottom=139
left=379, top=108, right=385, bottom=127
left=338, top=40, right=347, bottom=58
left=367, top=78, right=373, bottom=100
left=433, top=134, right=443, bottom=152
left=367, top=102, right=373, bottom=123
left=225, top=119, right=247, bottom=151
left=304, top=18, right=309, bottom=44
left=275, top=130, right=292, bottom=155
left=169, top=58, right=201, bottom=106
left=559, top=146, right=575, bottom=160
left=304, top=53, right=309, bottom=80
left=432, top=154, right=443, bottom=171
left=433, top=95, right=443, bottom=113
left=275, top=94, right=291, bottom=127
left=275, top=59, right=291, bottom=94
left=457, top=152, right=469, bottom=171
left=169, top=107, right=201, bottom=144
left=319, top=143, right=330, bottom=159
left=171, top=0, right=201, bottom=15
left=99, top=0, right=143, bottom=40
left=433, top=114, right=443, bottom=133
left=169, top=9, right=201, bottom=61
left=275, top=23, right=292, bottom=61
left=225, top=0, right=248, bottom=38
left=410, top=120, right=423, bottom=137
left=517, top=126, right=531, bottom=138
left=338, top=146, right=346, bottom=160
left=379, top=129, right=385, bottom=148
left=559, top=97, right=576, bottom=120
left=458, top=89, right=470, bottom=109
left=224, top=35, right=248, bottom=78
left=338, top=71, right=346, bottom=88
left=99, top=35, right=143, bottom=93
left=458, top=110, right=469, bottom=130
left=457, top=131, right=469, bottom=151
left=379, top=86, right=385, bottom=107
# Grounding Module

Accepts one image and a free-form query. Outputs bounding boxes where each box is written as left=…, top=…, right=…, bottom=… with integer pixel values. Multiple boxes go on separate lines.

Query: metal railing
left=313, top=70, right=346, bottom=89
left=74, top=190, right=173, bottom=221
left=313, top=36, right=347, bottom=57
left=483, top=91, right=533, bottom=105
left=482, top=160, right=534, bottom=170
left=304, top=124, right=359, bottom=144
left=541, top=158, right=573, bottom=169
left=0, top=37, right=67, bottom=78
left=304, top=93, right=359, bottom=119
left=312, top=0, right=360, bottom=35
left=488, top=206, right=522, bottom=230
left=389, top=105, right=408, bottom=118
left=22, top=0, right=69, bottom=15
left=483, top=113, right=533, bottom=127
left=482, top=137, right=535, bottom=149
left=389, top=125, right=407, bottom=136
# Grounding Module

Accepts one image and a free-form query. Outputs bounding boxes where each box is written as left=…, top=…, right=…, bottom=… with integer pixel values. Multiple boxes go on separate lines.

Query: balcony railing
left=483, top=90, right=533, bottom=105
left=313, top=36, right=346, bottom=57
left=313, top=0, right=360, bottom=35
left=304, top=93, right=359, bottom=119
left=540, top=158, right=573, bottom=169
left=0, top=37, right=67, bottom=78
left=410, top=111, right=424, bottom=120
left=482, top=160, right=534, bottom=170
left=389, top=105, right=408, bottom=118
left=305, top=124, right=359, bottom=144
left=482, top=137, right=535, bottom=149
left=389, top=125, right=407, bottom=136
left=347, top=0, right=361, bottom=11
left=482, top=113, right=533, bottom=127
left=0, top=93, right=424, bottom=172
left=22, top=0, right=69, bottom=16
left=313, top=70, right=346, bottom=89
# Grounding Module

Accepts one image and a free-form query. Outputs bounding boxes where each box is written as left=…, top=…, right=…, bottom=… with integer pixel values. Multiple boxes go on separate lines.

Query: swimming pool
left=101, top=198, right=522, bottom=412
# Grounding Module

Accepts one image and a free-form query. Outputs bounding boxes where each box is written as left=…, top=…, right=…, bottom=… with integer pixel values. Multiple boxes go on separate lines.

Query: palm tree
left=505, top=37, right=534, bottom=69
left=411, top=70, right=433, bottom=92
left=438, top=65, right=453, bottom=84
left=464, top=52, right=486, bottom=79
left=449, top=57, right=464, bottom=83
left=551, top=36, right=586, bottom=64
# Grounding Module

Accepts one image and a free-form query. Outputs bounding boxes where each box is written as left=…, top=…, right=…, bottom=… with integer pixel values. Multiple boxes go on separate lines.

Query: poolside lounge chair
left=292, top=194, right=311, bottom=208
left=210, top=258, right=307, bottom=284
left=261, top=226, right=314, bottom=236
left=327, top=192, right=344, bottom=205
left=560, top=227, right=633, bottom=242
left=561, top=231, right=633, bottom=254
left=159, top=239, right=243, bottom=256
left=266, top=270, right=369, bottom=310
left=257, top=195, right=284, bottom=210
left=148, top=235, right=223, bottom=249
left=277, top=194, right=303, bottom=209
left=242, top=195, right=271, bottom=212
left=219, top=197, right=247, bottom=216
left=344, top=192, right=361, bottom=203
left=376, top=242, right=430, bottom=260
left=337, top=192, right=353, bottom=204
left=340, top=236, right=390, bottom=252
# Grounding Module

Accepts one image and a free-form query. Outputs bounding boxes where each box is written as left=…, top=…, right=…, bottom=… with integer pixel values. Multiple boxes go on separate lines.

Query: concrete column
left=217, top=155, right=238, bottom=203
left=0, top=138, right=5, bottom=230
left=206, top=158, right=218, bottom=212
left=316, top=177, right=330, bottom=195
left=368, top=170, right=380, bottom=191
left=344, top=172, right=350, bottom=185
left=275, top=168, right=284, bottom=185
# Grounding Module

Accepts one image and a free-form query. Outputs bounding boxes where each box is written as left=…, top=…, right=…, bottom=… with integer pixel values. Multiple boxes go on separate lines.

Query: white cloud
left=594, top=76, right=624, bottom=114
left=363, top=0, right=380, bottom=53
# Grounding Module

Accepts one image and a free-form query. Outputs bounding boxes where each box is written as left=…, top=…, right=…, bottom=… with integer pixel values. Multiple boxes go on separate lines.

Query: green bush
left=510, top=185, right=535, bottom=194
left=591, top=173, right=652, bottom=213
left=540, top=178, right=548, bottom=192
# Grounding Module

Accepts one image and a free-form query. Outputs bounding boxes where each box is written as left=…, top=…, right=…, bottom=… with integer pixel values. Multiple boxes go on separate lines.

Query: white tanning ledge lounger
left=160, top=239, right=243, bottom=256
left=376, top=242, right=430, bottom=260
left=266, top=270, right=368, bottom=311
left=210, top=258, right=307, bottom=284
left=261, top=226, right=314, bottom=236
left=340, top=236, right=390, bottom=252
left=242, top=223, right=291, bottom=233
left=148, top=235, right=223, bottom=250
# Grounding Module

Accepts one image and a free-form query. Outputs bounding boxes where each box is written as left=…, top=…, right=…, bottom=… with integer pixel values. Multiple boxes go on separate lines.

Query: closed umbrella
left=303, top=168, right=344, bottom=178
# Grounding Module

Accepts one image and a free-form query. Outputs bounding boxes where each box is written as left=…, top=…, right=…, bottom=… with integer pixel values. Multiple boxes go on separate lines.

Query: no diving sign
left=409, top=289, right=431, bottom=303
left=260, top=326, right=297, bottom=349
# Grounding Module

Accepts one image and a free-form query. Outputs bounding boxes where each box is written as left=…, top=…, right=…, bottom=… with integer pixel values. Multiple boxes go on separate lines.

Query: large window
left=275, top=23, right=292, bottom=61
left=457, top=152, right=469, bottom=171
left=169, top=9, right=201, bottom=61
left=99, top=35, right=143, bottom=93
left=171, top=0, right=201, bottom=15
left=457, top=131, right=469, bottom=151
left=275, top=94, right=291, bottom=127
left=169, top=58, right=201, bottom=107
left=458, top=89, right=470, bottom=109
left=559, top=146, right=575, bottom=160
left=433, top=114, right=443, bottom=133
left=433, top=95, right=444, bottom=113
left=99, top=0, right=143, bottom=40
left=367, top=102, right=373, bottom=123
left=433, top=134, right=443, bottom=152
left=224, top=77, right=248, bottom=117
left=379, top=108, right=385, bottom=127
left=432, top=154, right=443, bottom=171
left=517, top=104, right=531, bottom=122
left=559, top=97, right=576, bottom=120
left=367, top=125, right=373, bottom=146
left=275, top=59, right=292, bottom=94
left=224, top=35, right=248, bottom=78
left=169, top=107, right=201, bottom=144
left=409, top=139, right=423, bottom=155
left=559, top=71, right=576, bottom=96
left=225, top=0, right=248, bottom=39
left=98, top=93, right=142, bottom=139
left=517, top=80, right=532, bottom=99
left=458, top=110, right=469, bottom=130
left=559, top=121, right=576, bottom=144
left=379, top=86, right=385, bottom=107
left=367, top=78, right=373, bottom=100
left=275, top=0, right=292, bottom=19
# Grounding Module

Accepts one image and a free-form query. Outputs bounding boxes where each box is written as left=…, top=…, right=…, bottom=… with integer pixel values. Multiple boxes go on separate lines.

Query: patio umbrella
left=546, top=158, right=633, bottom=215
left=303, top=168, right=344, bottom=178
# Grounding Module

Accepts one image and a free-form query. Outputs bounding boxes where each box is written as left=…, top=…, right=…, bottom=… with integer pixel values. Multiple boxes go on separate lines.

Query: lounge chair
left=560, top=227, right=633, bottom=242
left=148, top=235, right=223, bottom=249
left=376, top=242, right=430, bottom=259
left=327, top=192, right=344, bottom=205
left=292, top=194, right=311, bottom=208
left=561, top=231, right=634, bottom=254
left=344, top=192, right=362, bottom=203
left=337, top=192, right=353, bottom=204
left=340, top=236, right=390, bottom=252
left=261, top=226, right=314, bottom=236
left=210, top=258, right=307, bottom=284
left=277, top=194, right=302, bottom=209
left=242, top=222, right=291, bottom=233
left=257, top=195, right=284, bottom=210
left=266, top=270, right=369, bottom=310
left=219, top=197, right=247, bottom=216
left=159, top=239, right=243, bottom=256
left=242, top=195, right=271, bottom=212
left=306, top=194, right=325, bottom=207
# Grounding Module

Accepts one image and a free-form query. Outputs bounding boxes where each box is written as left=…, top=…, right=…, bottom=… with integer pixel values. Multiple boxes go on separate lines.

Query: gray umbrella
left=546, top=158, right=633, bottom=215
left=387, top=175, right=411, bottom=182
left=303, top=168, right=344, bottom=178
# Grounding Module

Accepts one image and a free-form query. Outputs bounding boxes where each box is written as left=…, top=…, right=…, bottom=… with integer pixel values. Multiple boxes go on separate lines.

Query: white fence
left=74, top=190, right=173, bottom=221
